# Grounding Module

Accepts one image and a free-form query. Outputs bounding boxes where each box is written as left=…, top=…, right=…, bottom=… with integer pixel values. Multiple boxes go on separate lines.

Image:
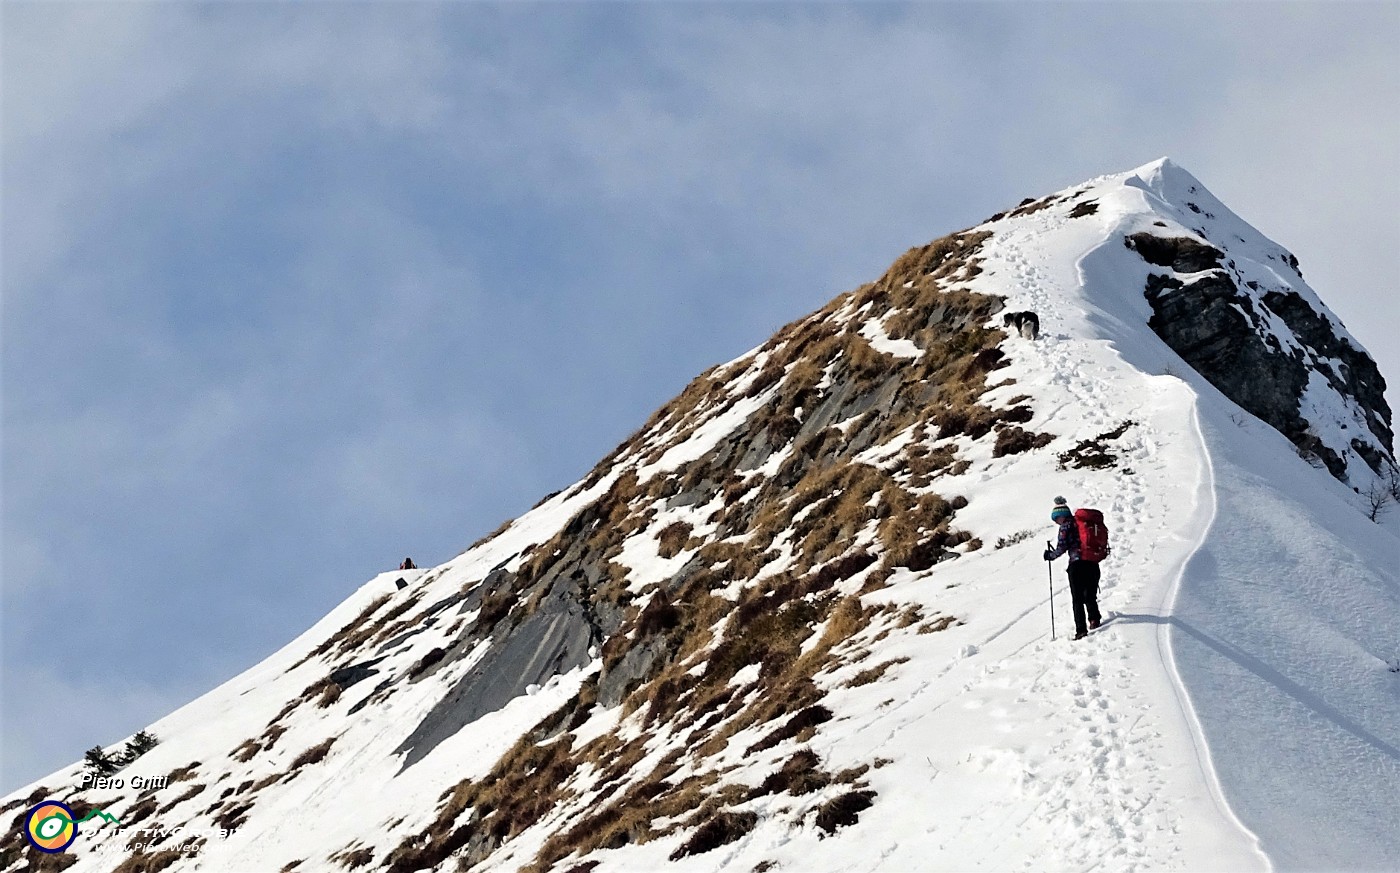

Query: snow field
left=1171, top=386, right=1400, bottom=870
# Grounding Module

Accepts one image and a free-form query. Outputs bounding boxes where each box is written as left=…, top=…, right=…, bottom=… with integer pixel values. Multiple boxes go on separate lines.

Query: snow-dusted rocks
left=1121, top=164, right=1392, bottom=484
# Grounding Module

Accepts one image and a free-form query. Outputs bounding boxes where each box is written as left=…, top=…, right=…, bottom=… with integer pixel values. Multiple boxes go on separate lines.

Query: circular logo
left=25, top=800, right=78, bottom=853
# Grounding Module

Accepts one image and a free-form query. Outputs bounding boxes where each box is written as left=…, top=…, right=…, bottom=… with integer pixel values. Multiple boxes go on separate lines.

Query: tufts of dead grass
left=289, top=737, right=336, bottom=769
left=815, top=790, right=876, bottom=834
left=993, top=426, right=1054, bottom=458
left=656, top=521, right=693, bottom=559
left=668, top=810, right=758, bottom=860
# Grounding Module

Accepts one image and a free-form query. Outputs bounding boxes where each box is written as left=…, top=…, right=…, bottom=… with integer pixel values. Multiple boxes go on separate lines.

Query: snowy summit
left=4, top=159, right=1397, bottom=873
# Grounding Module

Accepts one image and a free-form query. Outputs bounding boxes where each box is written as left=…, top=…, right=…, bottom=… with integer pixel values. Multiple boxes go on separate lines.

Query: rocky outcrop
left=1127, top=233, right=1226, bottom=274
left=1260, top=289, right=1394, bottom=457
left=1127, top=233, right=1393, bottom=481
left=394, top=576, right=604, bottom=770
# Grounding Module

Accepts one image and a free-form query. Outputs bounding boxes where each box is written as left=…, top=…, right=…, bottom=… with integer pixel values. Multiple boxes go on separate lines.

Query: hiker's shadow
left=1111, top=612, right=1400, bottom=762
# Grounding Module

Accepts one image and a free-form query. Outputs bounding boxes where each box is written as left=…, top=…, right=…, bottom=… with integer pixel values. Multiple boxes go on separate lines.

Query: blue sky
left=3, top=2, right=1397, bottom=792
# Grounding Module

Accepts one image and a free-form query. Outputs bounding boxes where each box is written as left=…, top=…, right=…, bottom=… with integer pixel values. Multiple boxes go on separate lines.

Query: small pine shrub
left=84, top=746, right=119, bottom=777
left=120, top=731, right=160, bottom=763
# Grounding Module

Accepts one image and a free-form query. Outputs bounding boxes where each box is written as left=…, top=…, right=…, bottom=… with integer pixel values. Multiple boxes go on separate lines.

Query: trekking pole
left=1046, top=541, right=1056, bottom=640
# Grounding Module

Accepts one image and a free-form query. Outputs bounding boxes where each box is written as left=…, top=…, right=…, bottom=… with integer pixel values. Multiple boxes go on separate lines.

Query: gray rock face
left=328, top=658, right=385, bottom=692
left=1128, top=233, right=1393, bottom=481
left=597, top=635, right=673, bottom=709
left=1260, top=289, right=1394, bottom=457
left=394, top=578, right=602, bottom=770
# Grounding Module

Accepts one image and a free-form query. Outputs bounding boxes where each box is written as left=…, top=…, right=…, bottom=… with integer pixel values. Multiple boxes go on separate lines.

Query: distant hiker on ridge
left=400, top=557, right=417, bottom=570
left=1044, top=497, right=1107, bottom=640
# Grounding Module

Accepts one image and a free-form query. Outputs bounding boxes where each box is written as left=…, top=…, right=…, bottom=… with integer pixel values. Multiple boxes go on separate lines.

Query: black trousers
left=1067, top=560, right=1102, bottom=635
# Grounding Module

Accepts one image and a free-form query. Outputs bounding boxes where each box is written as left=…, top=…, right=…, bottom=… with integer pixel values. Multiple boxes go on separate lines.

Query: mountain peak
left=973, top=159, right=1391, bottom=483
left=1127, top=154, right=1190, bottom=187
left=4, top=163, right=1395, bottom=873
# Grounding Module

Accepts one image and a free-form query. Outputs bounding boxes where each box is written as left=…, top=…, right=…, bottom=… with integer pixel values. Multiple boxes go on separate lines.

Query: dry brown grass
left=261, top=724, right=288, bottom=751
left=475, top=588, right=514, bottom=632
left=296, top=677, right=342, bottom=709
left=289, top=737, right=336, bottom=769
left=366, top=594, right=424, bottom=644
left=464, top=516, right=518, bottom=554
left=746, top=704, right=834, bottom=755
left=369, top=215, right=1052, bottom=873
left=668, top=810, right=759, bottom=860
left=704, top=596, right=824, bottom=685
left=213, top=801, right=253, bottom=832
left=750, top=749, right=829, bottom=798
left=815, top=790, right=876, bottom=833
left=292, top=595, right=391, bottom=669
left=993, top=426, right=1054, bottom=458
left=332, top=846, right=376, bottom=869
left=232, top=740, right=260, bottom=763
left=156, top=783, right=204, bottom=815
left=1057, top=420, right=1136, bottom=470
left=844, top=657, right=910, bottom=688
left=384, top=564, right=886, bottom=872
left=878, top=231, right=992, bottom=295
left=166, top=763, right=200, bottom=783
left=919, top=615, right=960, bottom=634
left=123, top=797, right=158, bottom=828
left=407, top=647, right=447, bottom=680
left=250, top=773, right=280, bottom=793
left=745, top=360, right=787, bottom=398
left=656, top=521, right=692, bottom=559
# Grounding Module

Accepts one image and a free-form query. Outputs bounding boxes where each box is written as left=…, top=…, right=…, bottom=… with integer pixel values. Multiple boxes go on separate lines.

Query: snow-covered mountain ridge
left=4, top=159, right=1396, bottom=873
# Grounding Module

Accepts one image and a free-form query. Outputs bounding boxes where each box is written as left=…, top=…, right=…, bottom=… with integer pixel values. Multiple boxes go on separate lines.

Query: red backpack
left=1074, top=508, right=1110, bottom=562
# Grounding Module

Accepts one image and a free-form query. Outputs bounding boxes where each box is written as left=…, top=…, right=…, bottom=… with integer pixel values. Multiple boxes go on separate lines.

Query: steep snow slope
left=1175, top=389, right=1400, bottom=870
left=3, top=160, right=1394, bottom=873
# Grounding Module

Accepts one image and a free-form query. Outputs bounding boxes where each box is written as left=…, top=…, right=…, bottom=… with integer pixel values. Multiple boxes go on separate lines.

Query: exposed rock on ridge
left=1126, top=231, right=1393, bottom=482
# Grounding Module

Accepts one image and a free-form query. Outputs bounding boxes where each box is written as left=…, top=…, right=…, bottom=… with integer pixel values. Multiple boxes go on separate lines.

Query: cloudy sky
left=3, top=2, right=1397, bottom=792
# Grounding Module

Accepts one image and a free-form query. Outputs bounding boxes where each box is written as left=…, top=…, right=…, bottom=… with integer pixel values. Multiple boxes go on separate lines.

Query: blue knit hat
left=1050, top=496, right=1073, bottom=523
